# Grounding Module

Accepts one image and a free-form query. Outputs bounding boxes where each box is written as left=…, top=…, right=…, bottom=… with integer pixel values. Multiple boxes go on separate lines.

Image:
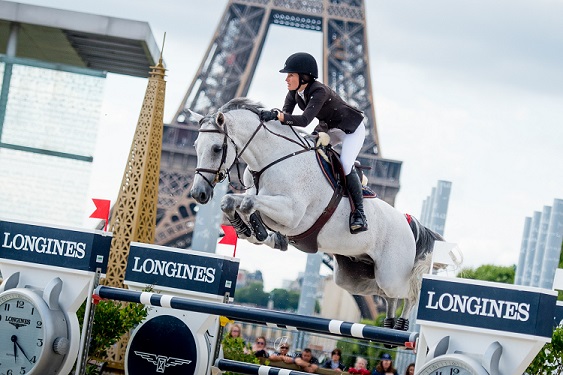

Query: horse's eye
left=212, top=144, right=222, bottom=153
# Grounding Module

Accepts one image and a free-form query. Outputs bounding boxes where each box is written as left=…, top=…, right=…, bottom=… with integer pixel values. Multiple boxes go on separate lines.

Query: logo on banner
left=425, top=291, right=530, bottom=321
left=2, top=231, right=86, bottom=259
left=130, top=256, right=216, bottom=283
left=134, top=352, right=192, bottom=373
left=127, top=315, right=198, bottom=374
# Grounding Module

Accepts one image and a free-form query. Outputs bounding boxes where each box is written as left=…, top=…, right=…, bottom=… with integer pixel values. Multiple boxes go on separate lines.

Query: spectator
left=221, top=323, right=249, bottom=358
left=295, top=347, right=320, bottom=373
left=252, top=336, right=269, bottom=359
left=371, top=353, right=397, bottom=375
left=404, top=363, right=415, bottom=375
left=322, top=348, right=345, bottom=371
left=348, top=356, right=370, bottom=375
left=226, top=323, right=243, bottom=339
left=269, top=342, right=295, bottom=364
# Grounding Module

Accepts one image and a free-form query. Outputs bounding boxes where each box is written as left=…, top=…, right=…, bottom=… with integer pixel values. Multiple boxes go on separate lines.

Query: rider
left=260, top=52, right=368, bottom=234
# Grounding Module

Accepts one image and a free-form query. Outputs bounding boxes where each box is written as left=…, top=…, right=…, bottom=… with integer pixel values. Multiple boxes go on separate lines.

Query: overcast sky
left=15, top=0, right=563, bottom=291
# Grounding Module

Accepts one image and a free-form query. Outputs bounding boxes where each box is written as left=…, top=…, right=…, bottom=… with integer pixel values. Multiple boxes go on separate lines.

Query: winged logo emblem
left=134, top=351, right=192, bottom=373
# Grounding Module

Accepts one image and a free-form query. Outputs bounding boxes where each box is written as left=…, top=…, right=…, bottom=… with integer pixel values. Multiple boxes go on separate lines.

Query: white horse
left=190, top=98, right=444, bottom=331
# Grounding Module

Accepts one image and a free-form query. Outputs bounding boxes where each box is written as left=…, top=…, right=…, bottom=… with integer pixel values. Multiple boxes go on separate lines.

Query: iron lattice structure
left=101, top=57, right=166, bottom=369
left=104, top=59, right=166, bottom=288
left=155, top=0, right=402, bottom=251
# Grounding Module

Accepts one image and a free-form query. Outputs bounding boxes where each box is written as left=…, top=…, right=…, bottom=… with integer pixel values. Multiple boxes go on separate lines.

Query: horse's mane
left=219, top=97, right=265, bottom=116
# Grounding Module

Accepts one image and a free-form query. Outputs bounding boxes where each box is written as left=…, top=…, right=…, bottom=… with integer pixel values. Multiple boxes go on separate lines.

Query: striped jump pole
left=94, top=286, right=417, bottom=347
left=215, top=359, right=310, bottom=374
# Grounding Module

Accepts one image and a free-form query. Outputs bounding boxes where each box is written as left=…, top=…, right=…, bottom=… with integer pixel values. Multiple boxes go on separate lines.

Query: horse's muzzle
left=190, top=184, right=214, bottom=204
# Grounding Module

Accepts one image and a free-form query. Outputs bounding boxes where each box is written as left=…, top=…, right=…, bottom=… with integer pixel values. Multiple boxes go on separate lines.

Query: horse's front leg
left=221, top=194, right=288, bottom=251
left=221, top=194, right=252, bottom=238
left=238, top=194, right=303, bottom=229
left=221, top=194, right=268, bottom=241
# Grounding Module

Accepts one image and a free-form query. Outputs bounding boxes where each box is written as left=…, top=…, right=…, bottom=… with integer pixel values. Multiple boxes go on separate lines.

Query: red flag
left=219, top=225, right=238, bottom=257
left=90, top=198, right=110, bottom=231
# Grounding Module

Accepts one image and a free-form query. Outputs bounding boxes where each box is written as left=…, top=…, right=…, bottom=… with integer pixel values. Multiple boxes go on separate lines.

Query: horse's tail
left=407, top=215, right=444, bottom=262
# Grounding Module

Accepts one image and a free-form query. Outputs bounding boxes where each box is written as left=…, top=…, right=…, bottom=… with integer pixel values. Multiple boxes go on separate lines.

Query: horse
left=189, top=97, right=444, bottom=331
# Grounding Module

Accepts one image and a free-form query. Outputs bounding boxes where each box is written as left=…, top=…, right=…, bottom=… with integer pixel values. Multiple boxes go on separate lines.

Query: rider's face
left=285, top=73, right=300, bottom=91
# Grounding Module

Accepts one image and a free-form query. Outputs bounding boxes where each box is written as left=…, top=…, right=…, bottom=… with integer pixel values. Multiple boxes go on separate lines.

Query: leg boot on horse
left=346, top=169, right=368, bottom=234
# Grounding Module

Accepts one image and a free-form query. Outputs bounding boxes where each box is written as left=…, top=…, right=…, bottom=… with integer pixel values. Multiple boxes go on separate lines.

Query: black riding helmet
left=279, top=52, right=318, bottom=79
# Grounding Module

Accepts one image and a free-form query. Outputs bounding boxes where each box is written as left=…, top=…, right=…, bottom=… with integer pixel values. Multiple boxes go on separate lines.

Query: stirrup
left=349, top=211, right=368, bottom=234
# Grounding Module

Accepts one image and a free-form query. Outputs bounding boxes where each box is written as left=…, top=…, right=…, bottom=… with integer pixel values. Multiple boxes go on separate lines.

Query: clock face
left=417, top=354, right=490, bottom=375
left=0, top=292, right=45, bottom=375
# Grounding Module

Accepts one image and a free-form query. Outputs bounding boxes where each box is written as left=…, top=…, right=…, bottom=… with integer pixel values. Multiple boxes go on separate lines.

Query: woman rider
left=260, top=52, right=368, bottom=234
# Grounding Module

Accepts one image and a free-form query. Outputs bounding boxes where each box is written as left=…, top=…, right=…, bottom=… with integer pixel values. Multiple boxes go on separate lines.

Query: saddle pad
left=316, top=148, right=377, bottom=198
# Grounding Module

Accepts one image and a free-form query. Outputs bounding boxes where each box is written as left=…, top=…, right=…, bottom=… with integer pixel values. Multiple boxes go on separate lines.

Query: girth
left=287, top=185, right=343, bottom=254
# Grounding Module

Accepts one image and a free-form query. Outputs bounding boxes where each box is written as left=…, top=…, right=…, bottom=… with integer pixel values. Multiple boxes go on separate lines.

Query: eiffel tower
left=154, top=0, right=402, bottom=249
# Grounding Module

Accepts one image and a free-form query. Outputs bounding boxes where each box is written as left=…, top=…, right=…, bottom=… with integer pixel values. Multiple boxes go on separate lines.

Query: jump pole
left=215, top=359, right=312, bottom=374
left=94, top=285, right=417, bottom=347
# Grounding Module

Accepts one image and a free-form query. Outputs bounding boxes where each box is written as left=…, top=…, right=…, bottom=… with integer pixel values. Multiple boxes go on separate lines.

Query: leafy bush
left=221, top=335, right=261, bottom=375
left=76, top=298, right=148, bottom=374
left=526, top=325, right=563, bottom=374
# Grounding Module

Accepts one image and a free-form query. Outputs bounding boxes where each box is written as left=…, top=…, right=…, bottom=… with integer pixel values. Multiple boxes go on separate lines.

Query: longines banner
left=124, top=242, right=239, bottom=298
left=0, top=219, right=111, bottom=272
left=417, top=275, right=557, bottom=338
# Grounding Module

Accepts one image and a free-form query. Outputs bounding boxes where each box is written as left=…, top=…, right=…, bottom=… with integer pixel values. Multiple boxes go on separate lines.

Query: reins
left=196, top=110, right=318, bottom=192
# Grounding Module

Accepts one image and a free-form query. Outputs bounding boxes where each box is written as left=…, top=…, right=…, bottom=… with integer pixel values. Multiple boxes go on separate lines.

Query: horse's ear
left=188, top=109, right=204, bottom=122
left=216, top=112, right=225, bottom=127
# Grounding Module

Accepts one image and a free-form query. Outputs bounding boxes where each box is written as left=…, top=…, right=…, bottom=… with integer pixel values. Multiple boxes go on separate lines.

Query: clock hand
left=11, top=335, right=18, bottom=363
left=15, top=340, right=33, bottom=363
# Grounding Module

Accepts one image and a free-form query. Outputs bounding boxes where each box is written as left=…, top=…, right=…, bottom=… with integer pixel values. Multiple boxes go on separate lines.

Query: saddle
left=287, top=145, right=376, bottom=254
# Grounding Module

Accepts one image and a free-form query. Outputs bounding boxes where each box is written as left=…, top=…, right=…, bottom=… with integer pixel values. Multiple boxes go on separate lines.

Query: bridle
left=195, top=110, right=318, bottom=192
left=194, top=114, right=238, bottom=189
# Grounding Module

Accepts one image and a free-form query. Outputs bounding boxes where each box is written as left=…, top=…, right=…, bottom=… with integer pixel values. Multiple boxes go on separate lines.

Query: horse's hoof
left=274, top=232, right=288, bottom=251
left=221, top=195, right=236, bottom=214
left=393, top=318, right=409, bottom=331
left=239, top=197, right=254, bottom=214
left=383, top=318, right=395, bottom=329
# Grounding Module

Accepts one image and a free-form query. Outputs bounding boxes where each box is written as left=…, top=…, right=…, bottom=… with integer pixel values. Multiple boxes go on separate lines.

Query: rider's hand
left=316, top=132, right=330, bottom=147
left=260, top=109, right=279, bottom=122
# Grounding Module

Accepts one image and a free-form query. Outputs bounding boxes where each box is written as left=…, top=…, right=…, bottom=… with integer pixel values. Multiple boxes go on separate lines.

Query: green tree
left=527, top=325, right=563, bottom=374
left=457, top=264, right=515, bottom=284
left=270, top=288, right=300, bottom=311
left=235, top=281, right=270, bottom=306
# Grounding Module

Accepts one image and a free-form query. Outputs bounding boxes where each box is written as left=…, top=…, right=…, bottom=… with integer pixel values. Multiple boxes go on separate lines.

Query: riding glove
left=260, top=109, right=279, bottom=122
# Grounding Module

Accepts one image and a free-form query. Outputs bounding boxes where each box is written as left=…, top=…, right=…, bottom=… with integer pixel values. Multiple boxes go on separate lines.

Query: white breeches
left=327, top=122, right=366, bottom=174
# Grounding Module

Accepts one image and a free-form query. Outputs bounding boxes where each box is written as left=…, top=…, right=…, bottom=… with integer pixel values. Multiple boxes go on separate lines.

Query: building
left=0, top=1, right=159, bottom=226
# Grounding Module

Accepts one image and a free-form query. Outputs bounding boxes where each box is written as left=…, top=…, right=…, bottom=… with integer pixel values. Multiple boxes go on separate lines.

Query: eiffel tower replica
left=155, top=0, right=402, bottom=250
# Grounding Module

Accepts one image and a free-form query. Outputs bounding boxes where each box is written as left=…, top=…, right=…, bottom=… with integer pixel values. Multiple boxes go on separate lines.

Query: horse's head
left=190, top=110, right=238, bottom=204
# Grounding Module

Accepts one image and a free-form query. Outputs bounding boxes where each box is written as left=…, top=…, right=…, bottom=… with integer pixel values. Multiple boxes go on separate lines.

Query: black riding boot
left=346, top=170, right=368, bottom=234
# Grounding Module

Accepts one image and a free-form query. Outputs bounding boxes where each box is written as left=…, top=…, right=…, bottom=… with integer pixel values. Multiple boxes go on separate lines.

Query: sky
left=14, top=0, right=563, bottom=291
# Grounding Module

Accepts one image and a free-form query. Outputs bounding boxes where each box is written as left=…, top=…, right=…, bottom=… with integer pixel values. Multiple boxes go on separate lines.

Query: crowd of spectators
left=221, top=325, right=415, bottom=374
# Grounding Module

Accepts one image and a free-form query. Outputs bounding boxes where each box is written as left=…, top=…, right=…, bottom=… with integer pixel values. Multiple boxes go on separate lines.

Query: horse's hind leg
left=394, top=299, right=413, bottom=331
left=383, top=297, right=398, bottom=329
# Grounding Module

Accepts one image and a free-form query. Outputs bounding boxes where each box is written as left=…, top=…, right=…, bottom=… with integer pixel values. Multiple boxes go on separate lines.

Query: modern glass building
left=0, top=58, right=105, bottom=225
left=0, top=0, right=160, bottom=227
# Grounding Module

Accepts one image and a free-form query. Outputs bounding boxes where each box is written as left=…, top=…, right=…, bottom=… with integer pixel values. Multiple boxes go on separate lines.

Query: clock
left=417, top=354, right=490, bottom=375
left=0, top=275, right=70, bottom=375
